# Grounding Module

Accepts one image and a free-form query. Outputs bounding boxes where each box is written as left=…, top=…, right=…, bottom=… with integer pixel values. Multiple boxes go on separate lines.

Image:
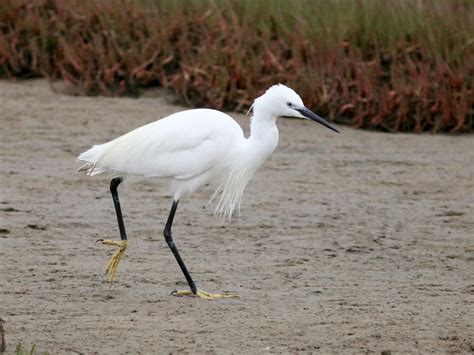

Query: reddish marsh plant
left=0, top=0, right=472, bottom=132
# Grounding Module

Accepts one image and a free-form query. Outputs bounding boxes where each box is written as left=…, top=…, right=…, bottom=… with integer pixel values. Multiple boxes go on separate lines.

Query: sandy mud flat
left=0, top=80, right=473, bottom=353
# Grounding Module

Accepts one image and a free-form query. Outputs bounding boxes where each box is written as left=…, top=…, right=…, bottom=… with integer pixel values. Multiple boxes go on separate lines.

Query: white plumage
left=78, top=84, right=339, bottom=217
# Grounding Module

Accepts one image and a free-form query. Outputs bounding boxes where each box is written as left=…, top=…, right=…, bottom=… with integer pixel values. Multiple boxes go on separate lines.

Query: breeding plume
left=78, top=84, right=339, bottom=300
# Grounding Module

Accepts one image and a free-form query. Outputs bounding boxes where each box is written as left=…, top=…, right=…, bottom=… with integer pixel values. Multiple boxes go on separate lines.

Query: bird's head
left=251, top=84, right=339, bottom=133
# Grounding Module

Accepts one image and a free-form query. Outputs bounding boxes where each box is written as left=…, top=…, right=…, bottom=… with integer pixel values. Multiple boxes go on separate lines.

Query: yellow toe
left=98, top=239, right=127, bottom=285
left=172, top=289, right=238, bottom=300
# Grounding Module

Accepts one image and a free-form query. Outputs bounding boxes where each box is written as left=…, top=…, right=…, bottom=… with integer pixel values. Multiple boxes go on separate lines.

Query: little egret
left=78, top=84, right=339, bottom=300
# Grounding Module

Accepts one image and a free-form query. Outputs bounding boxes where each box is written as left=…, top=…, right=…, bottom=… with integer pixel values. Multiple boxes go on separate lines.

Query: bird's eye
left=287, top=102, right=293, bottom=107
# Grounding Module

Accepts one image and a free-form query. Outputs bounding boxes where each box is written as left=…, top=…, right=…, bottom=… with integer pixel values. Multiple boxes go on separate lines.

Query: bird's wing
left=93, top=110, right=243, bottom=179
left=141, top=133, right=226, bottom=179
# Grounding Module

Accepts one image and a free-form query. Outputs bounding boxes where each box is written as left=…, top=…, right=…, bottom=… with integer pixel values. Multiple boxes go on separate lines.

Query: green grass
left=0, top=0, right=472, bottom=132
left=15, top=344, right=48, bottom=355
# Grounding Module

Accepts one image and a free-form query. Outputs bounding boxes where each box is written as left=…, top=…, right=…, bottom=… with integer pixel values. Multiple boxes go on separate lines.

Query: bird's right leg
left=164, top=200, right=237, bottom=300
left=98, top=177, right=128, bottom=284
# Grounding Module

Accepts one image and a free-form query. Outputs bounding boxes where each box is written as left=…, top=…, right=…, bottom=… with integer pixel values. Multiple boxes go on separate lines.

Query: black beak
left=296, top=107, right=340, bottom=133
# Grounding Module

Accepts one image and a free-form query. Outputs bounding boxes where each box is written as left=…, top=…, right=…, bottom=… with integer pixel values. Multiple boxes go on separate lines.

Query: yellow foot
left=171, top=289, right=238, bottom=300
left=97, top=239, right=128, bottom=285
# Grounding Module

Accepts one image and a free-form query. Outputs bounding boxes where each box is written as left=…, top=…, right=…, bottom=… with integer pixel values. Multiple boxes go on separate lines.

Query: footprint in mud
left=27, top=224, right=47, bottom=231
left=345, top=245, right=373, bottom=253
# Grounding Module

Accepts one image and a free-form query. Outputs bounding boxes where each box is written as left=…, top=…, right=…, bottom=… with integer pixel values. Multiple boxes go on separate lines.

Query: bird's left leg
left=164, top=200, right=237, bottom=300
left=97, top=177, right=128, bottom=284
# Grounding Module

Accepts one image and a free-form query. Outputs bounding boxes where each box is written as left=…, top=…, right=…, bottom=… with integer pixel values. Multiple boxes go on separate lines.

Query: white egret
left=78, top=84, right=339, bottom=300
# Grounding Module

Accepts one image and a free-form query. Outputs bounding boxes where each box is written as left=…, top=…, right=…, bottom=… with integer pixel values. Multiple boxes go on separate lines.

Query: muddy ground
left=0, top=80, right=473, bottom=353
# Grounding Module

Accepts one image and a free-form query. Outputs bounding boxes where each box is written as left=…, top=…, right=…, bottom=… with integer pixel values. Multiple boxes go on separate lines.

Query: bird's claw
left=98, top=239, right=128, bottom=285
left=171, top=289, right=238, bottom=301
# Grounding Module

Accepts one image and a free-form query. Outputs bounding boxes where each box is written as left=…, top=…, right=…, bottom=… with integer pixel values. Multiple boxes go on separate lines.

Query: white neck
left=212, top=110, right=279, bottom=218
left=247, top=111, right=279, bottom=162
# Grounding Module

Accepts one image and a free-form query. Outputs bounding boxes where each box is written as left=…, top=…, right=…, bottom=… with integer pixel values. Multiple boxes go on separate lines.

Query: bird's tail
left=77, top=142, right=112, bottom=176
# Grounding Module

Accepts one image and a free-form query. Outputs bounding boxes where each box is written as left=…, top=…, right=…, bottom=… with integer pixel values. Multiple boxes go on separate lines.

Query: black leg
left=163, top=200, right=197, bottom=294
left=97, top=177, right=129, bottom=285
left=110, top=177, right=127, bottom=241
